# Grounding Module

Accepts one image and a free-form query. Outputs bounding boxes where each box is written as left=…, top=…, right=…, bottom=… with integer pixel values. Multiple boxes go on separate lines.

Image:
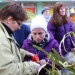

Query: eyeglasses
left=16, top=20, right=21, bottom=26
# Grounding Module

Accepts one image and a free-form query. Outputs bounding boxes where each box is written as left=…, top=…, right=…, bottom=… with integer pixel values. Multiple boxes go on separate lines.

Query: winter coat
left=22, top=32, right=60, bottom=75
left=47, top=20, right=75, bottom=56
left=0, top=22, right=36, bottom=75
left=14, top=24, right=31, bottom=47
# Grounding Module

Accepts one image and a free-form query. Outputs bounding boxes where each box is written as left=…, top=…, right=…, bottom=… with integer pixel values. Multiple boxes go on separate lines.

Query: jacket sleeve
left=45, top=39, right=60, bottom=63
left=47, top=21, right=56, bottom=37
left=43, top=40, right=61, bottom=70
left=22, top=40, right=27, bottom=49
left=20, top=48, right=29, bottom=61
left=53, top=40, right=60, bottom=54
left=0, top=43, right=36, bottom=75
left=69, top=21, right=75, bottom=48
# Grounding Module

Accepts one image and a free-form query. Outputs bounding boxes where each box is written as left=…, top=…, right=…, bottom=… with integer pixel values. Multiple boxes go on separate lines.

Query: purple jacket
left=22, top=32, right=59, bottom=60
left=22, top=32, right=60, bottom=75
left=47, top=20, right=75, bottom=56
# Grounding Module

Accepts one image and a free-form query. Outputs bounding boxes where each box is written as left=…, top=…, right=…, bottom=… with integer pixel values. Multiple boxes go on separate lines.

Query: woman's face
left=32, top=28, right=46, bottom=43
left=59, top=6, right=66, bottom=16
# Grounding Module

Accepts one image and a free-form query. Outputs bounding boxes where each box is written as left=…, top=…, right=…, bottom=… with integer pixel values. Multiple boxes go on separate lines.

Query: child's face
left=32, top=28, right=46, bottom=43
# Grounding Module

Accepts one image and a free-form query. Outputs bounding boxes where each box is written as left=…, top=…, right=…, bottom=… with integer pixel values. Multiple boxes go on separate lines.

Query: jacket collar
left=0, top=22, right=20, bottom=47
left=2, top=23, right=13, bottom=36
left=0, top=22, right=11, bottom=39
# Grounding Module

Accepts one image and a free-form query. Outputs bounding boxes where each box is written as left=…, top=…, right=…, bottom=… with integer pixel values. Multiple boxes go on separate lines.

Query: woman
left=47, top=2, right=75, bottom=75
left=47, top=2, right=75, bottom=56
left=22, top=16, right=60, bottom=75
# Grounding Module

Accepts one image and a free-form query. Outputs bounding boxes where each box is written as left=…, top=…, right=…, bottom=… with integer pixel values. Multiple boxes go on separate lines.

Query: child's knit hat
left=30, top=15, right=47, bottom=32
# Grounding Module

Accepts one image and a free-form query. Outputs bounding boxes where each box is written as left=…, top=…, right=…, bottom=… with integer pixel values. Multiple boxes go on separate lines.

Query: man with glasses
left=0, top=2, right=41, bottom=75
left=16, top=20, right=22, bottom=26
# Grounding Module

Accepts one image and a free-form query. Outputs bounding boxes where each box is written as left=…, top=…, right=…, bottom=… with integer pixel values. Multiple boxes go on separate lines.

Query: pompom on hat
left=41, top=6, right=49, bottom=14
left=30, top=15, right=47, bottom=32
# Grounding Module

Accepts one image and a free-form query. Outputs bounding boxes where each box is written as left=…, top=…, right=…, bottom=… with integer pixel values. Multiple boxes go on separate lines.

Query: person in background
left=47, top=2, right=75, bottom=56
left=22, top=16, right=60, bottom=75
left=47, top=2, right=75, bottom=75
left=70, top=8, right=75, bottom=23
left=14, top=23, right=31, bottom=47
left=41, top=6, right=51, bottom=24
left=70, top=13, right=75, bottom=33
left=0, top=2, right=42, bottom=75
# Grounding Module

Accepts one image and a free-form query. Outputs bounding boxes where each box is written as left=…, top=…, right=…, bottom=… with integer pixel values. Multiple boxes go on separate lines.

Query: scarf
left=31, top=34, right=48, bottom=47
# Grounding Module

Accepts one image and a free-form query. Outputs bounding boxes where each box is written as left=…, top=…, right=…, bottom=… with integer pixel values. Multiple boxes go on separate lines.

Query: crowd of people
left=0, top=1, right=75, bottom=75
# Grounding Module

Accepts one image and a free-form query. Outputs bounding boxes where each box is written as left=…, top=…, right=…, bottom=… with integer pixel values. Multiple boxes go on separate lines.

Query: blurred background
left=0, top=0, right=75, bottom=25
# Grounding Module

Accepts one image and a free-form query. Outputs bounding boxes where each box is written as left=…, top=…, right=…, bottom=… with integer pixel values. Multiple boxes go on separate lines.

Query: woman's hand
left=36, top=59, right=47, bottom=66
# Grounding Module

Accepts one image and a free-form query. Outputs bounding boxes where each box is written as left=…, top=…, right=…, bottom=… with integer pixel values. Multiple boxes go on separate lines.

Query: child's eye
left=38, top=32, right=42, bottom=35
